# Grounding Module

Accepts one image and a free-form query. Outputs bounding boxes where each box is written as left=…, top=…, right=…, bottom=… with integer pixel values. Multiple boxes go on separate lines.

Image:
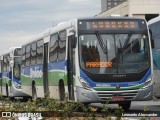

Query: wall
left=97, top=0, right=160, bottom=18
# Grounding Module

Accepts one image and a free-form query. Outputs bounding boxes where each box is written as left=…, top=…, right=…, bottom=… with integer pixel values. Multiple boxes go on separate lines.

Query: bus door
left=67, top=34, right=76, bottom=100
left=43, top=43, right=49, bottom=95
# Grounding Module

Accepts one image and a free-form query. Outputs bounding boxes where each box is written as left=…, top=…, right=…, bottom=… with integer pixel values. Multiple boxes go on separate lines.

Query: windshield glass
left=79, top=33, right=150, bottom=74
left=13, top=57, right=21, bottom=79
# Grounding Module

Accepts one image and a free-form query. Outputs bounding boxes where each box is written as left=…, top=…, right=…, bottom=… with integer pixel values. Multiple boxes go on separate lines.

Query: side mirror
left=71, top=35, right=77, bottom=48
left=151, top=38, right=155, bottom=49
left=68, top=28, right=77, bottom=48
left=149, top=29, right=154, bottom=49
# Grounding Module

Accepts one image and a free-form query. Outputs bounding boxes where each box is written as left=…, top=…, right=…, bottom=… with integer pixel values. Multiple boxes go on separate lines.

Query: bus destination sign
left=86, top=20, right=139, bottom=30
left=85, top=62, right=112, bottom=68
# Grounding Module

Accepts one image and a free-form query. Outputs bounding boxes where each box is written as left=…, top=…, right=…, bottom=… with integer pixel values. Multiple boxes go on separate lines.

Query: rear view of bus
left=77, top=17, right=153, bottom=110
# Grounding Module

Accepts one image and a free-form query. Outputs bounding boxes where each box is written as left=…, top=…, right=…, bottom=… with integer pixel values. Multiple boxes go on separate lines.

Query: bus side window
left=49, top=34, right=58, bottom=62
left=22, top=46, right=26, bottom=67
left=37, top=40, right=43, bottom=64
left=149, top=29, right=155, bottom=49
left=58, top=30, right=66, bottom=61
left=31, top=42, right=37, bottom=65
left=6, top=54, right=10, bottom=71
left=3, top=56, right=6, bottom=72
left=25, top=44, right=31, bottom=66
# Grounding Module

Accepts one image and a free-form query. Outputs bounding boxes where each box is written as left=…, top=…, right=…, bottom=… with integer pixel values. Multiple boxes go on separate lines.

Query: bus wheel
left=59, top=80, right=65, bottom=101
left=118, top=101, right=131, bottom=111
left=32, top=84, right=37, bottom=101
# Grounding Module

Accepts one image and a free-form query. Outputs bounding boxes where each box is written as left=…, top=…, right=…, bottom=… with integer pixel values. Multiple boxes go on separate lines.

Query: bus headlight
left=79, top=78, right=93, bottom=91
left=142, top=76, right=152, bottom=89
left=13, top=81, right=21, bottom=89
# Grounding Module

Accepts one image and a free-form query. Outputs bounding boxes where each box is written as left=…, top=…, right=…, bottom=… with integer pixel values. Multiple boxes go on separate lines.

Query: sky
left=0, top=0, right=100, bottom=53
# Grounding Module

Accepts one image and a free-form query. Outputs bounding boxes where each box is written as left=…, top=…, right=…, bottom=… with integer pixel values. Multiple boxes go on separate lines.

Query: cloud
left=0, top=0, right=100, bottom=53
left=0, top=31, right=37, bottom=53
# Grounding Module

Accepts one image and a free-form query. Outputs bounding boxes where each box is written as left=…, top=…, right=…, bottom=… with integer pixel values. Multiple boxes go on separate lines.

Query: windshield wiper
left=123, top=33, right=132, bottom=49
left=95, top=31, right=107, bottom=54
left=118, top=33, right=132, bottom=64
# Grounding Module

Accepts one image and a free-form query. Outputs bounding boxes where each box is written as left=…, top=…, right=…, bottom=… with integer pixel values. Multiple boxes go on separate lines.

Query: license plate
left=112, top=96, right=125, bottom=101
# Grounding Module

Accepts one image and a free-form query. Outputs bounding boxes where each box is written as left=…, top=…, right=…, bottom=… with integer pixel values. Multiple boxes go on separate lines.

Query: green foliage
left=0, top=94, right=126, bottom=120
left=114, top=106, right=124, bottom=120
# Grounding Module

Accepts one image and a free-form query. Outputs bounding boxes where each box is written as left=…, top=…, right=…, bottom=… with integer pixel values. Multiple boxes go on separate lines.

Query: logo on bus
left=30, top=68, right=43, bottom=78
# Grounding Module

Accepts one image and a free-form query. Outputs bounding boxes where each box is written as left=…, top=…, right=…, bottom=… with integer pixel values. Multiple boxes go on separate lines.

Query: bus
left=21, top=17, right=153, bottom=111
left=0, top=47, right=28, bottom=99
left=148, top=16, right=160, bottom=98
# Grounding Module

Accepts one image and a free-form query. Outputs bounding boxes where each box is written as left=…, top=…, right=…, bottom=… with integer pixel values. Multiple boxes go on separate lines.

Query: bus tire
left=32, top=84, right=37, bottom=101
left=118, top=101, right=131, bottom=111
left=59, top=80, right=65, bottom=101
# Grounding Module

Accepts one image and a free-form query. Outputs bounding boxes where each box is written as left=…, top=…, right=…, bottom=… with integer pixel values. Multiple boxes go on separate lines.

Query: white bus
left=0, top=47, right=29, bottom=99
left=148, top=16, right=160, bottom=98
left=21, top=17, right=153, bottom=111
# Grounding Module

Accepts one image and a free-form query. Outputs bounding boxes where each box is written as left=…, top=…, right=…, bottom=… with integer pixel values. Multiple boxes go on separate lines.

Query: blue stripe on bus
left=13, top=78, right=21, bottom=84
left=2, top=71, right=21, bottom=84
left=21, top=61, right=67, bottom=76
left=21, top=64, right=43, bottom=76
left=80, top=68, right=151, bottom=87
left=48, top=60, right=67, bottom=71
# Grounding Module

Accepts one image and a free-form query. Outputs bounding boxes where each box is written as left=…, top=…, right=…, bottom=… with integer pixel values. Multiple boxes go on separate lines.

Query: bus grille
left=97, top=91, right=138, bottom=101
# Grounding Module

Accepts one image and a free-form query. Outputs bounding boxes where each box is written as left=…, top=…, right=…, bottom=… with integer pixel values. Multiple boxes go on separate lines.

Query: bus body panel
left=21, top=64, right=44, bottom=97
left=76, top=86, right=153, bottom=103
left=148, top=16, right=160, bottom=98
left=0, top=47, right=29, bottom=97
left=77, top=17, right=153, bottom=103
left=20, top=17, right=153, bottom=105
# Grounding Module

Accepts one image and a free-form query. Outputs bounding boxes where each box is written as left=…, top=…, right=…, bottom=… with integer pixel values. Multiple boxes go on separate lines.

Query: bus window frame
left=31, top=42, right=37, bottom=66
left=36, top=39, right=43, bottom=65
left=22, top=46, right=26, bottom=67
left=58, top=30, right=66, bottom=61
left=25, top=44, right=31, bottom=67
left=49, top=33, right=59, bottom=62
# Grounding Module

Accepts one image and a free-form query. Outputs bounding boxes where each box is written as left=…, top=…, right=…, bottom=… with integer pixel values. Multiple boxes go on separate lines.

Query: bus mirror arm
left=71, top=35, right=77, bottom=48
left=151, top=38, right=154, bottom=49
left=149, top=29, right=154, bottom=49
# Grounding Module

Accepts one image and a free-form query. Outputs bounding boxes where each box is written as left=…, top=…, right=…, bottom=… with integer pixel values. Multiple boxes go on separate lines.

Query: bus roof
left=22, top=19, right=77, bottom=46
left=78, top=16, right=146, bottom=21
left=148, top=16, right=160, bottom=25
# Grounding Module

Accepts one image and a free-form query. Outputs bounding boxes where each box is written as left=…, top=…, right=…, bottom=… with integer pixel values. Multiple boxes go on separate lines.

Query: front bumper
left=76, top=85, right=153, bottom=103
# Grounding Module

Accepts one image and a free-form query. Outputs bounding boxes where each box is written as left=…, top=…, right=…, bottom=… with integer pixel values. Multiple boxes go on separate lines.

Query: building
left=98, top=0, right=160, bottom=21
left=101, top=0, right=126, bottom=12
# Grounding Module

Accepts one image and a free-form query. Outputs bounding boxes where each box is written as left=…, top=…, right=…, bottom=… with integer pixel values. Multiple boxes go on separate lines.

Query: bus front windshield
left=13, top=57, right=21, bottom=79
left=79, top=33, right=150, bottom=74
